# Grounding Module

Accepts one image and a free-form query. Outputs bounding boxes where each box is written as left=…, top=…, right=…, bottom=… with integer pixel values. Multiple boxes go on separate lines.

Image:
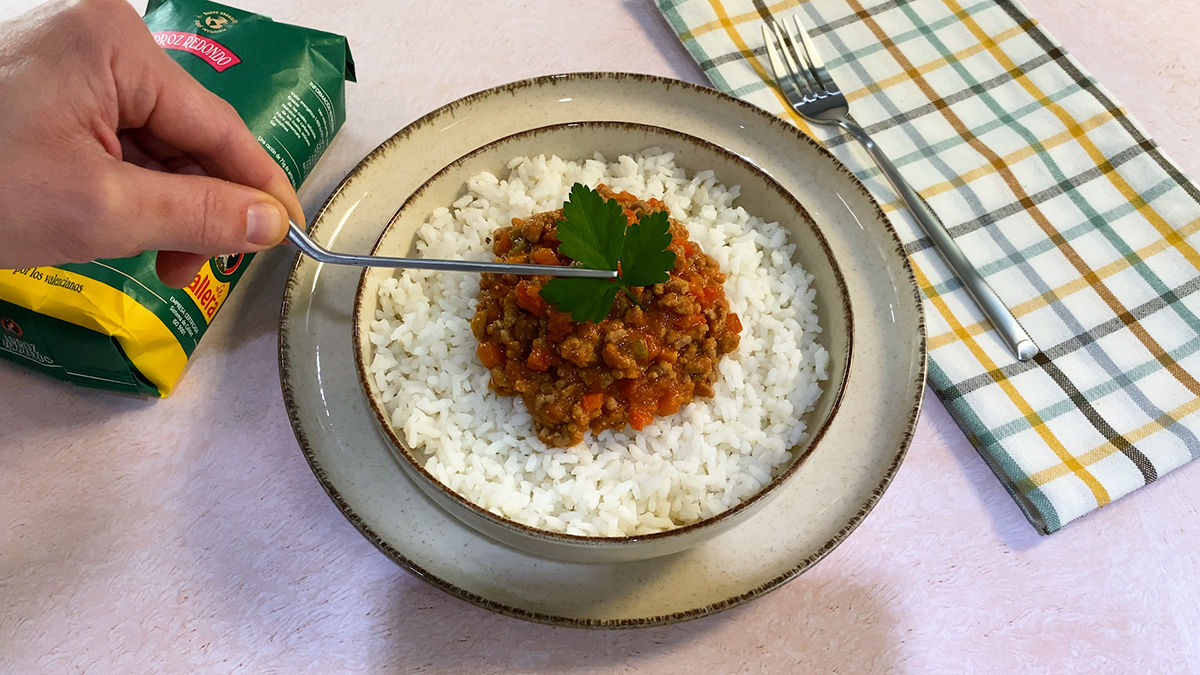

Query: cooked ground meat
left=471, top=186, right=742, bottom=447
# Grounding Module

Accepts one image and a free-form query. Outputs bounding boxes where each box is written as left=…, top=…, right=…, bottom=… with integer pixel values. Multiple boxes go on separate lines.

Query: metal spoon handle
left=836, top=120, right=1038, bottom=361
left=285, top=220, right=617, bottom=278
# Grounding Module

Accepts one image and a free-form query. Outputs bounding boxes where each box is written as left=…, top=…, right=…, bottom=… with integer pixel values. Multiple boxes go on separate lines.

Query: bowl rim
left=350, top=119, right=855, bottom=547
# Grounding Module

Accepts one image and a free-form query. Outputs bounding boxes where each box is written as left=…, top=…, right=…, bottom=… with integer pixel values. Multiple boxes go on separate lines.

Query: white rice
left=366, top=149, right=828, bottom=537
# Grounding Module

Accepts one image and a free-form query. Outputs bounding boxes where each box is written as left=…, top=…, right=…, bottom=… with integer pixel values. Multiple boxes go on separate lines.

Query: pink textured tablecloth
left=2, top=0, right=1198, bottom=672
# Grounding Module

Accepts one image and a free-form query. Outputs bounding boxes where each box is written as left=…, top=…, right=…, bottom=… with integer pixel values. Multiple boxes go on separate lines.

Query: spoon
left=286, top=220, right=617, bottom=278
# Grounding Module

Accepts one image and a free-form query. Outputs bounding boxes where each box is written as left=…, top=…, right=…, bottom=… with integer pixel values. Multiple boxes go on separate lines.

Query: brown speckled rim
left=349, top=120, right=855, bottom=549
left=278, top=72, right=927, bottom=629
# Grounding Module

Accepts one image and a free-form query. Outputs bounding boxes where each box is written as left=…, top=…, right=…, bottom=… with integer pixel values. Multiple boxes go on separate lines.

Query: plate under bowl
left=280, top=72, right=925, bottom=627
left=352, top=121, right=854, bottom=563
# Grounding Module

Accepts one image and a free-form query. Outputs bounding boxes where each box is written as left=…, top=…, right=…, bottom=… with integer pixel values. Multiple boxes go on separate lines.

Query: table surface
left=2, top=0, right=1198, bottom=672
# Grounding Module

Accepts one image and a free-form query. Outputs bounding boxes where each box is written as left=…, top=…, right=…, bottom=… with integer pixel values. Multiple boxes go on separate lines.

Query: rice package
left=0, top=0, right=354, bottom=395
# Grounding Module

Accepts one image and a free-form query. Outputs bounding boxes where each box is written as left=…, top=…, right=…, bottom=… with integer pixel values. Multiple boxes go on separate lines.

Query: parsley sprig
left=539, top=184, right=676, bottom=324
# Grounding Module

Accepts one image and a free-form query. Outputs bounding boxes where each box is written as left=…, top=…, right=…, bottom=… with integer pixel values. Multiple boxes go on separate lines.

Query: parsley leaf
left=539, top=277, right=621, bottom=325
left=619, top=210, right=675, bottom=288
left=539, top=184, right=677, bottom=324
left=555, top=183, right=626, bottom=270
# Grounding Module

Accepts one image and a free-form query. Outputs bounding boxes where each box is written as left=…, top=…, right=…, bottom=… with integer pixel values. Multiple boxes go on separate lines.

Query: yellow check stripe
left=721, top=4, right=1041, bottom=218
left=710, top=0, right=815, bottom=137
left=914, top=111, right=1114, bottom=201
left=945, top=0, right=1200, bottom=400
left=944, top=0, right=1200, bottom=275
left=909, top=252, right=1112, bottom=505
left=1018, top=395, right=1200, bottom=491
left=843, top=23, right=1028, bottom=103
left=926, top=215, right=1200, bottom=350
left=683, top=0, right=801, bottom=40
left=866, top=109, right=1116, bottom=218
left=847, top=0, right=1112, bottom=506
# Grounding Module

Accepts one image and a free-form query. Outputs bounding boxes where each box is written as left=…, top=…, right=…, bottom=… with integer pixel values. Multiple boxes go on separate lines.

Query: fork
left=762, top=16, right=1038, bottom=361
left=286, top=220, right=615, bottom=278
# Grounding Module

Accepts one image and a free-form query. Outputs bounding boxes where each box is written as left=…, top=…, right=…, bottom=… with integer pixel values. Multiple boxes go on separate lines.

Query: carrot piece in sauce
left=515, top=281, right=546, bottom=315
left=629, top=407, right=653, bottom=431
left=526, top=345, right=551, bottom=372
left=582, top=392, right=605, bottom=414
left=495, top=230, right=513, bottom=256
left=725, top=312, right=742, bottom=334
left=477, top=342, right=504, bottom=369
left=657, top=391, right=684, bottom=416
left=532, top=247, right=559, bottom=266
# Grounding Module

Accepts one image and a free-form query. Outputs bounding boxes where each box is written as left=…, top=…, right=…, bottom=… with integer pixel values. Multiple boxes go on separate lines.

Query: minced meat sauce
left=471, top=186, right=742, bottom=447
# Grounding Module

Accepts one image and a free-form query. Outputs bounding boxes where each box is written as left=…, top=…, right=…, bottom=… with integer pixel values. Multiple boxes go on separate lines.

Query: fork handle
left=836, top=119, right=1039, bottom=361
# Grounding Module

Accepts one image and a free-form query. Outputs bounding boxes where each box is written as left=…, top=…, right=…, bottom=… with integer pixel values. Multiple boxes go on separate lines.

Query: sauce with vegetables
left=471, top=186, right=742, bottom=447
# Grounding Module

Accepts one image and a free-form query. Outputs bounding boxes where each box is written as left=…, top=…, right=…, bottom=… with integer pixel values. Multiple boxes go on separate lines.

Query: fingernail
left=246, top=202, right=282, bottom=246
left=173, top=164, right=208, bottom=177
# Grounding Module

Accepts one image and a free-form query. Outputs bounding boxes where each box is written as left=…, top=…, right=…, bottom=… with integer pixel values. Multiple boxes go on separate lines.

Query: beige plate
left=279, top=73, right=926, bottom=627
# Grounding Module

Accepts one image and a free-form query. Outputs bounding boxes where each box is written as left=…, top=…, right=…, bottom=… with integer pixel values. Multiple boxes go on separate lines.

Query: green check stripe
left=691, top=0, right=996, bottom=73
left=658, top=0, right=740, bottom=93
left=940, top=146, right=1166, bottom=251
left=655, top=0, right=1200, bottom=533
left=942, top=275, right=1200, bottom=405
left=985, top=331, right=1200, bottom=450
left=818, top=2, right=1169, bottom=483
left=916, top=166, right=1179, bottom=300
left=877, top=0, right=1199, bottom=475
left=891, top=0, right=1200, bottom=347
left=928, top=359, right=1062, bottom=533
left=814, top=0, right=1005, bottom=70
left=993, top=0, right=1200, bottom=209
left=826, top=52, right=1066, bottom=157
left=728, top=79, right=773, bottom=98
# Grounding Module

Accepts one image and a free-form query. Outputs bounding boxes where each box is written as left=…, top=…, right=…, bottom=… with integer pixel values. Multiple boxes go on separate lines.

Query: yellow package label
left=183, top=260, right=231, bottom=324
left=0, top=263, right=192, bottom=394
left=0, top=253, right=246, bottom=396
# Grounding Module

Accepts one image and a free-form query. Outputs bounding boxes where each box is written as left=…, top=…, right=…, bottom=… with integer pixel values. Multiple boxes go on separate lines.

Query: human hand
left=0, top=0, right=304, bottom=288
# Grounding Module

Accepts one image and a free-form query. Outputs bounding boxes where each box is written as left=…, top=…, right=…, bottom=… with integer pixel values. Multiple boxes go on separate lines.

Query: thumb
left=101, top=159, right=290, bottom=256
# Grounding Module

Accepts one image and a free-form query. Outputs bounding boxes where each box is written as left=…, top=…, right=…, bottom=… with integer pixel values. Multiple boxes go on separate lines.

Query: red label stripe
left=151, top=31, right=241, bottom=72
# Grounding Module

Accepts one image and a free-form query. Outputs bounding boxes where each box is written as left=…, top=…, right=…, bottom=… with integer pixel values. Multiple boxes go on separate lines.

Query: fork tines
left=762, top=16, right=838, bottom=100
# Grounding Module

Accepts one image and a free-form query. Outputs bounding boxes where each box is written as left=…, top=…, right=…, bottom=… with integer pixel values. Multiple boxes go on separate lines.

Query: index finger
left=113, top=27, right=306, bottom=230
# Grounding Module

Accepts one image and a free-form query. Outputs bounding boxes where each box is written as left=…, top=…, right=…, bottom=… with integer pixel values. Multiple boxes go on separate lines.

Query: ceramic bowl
left=351, top=121, right=853, bottom=563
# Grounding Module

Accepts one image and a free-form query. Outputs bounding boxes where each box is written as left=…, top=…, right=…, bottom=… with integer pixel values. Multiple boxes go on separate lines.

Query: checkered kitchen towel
left=655, top=0, right=1200, bottom=533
